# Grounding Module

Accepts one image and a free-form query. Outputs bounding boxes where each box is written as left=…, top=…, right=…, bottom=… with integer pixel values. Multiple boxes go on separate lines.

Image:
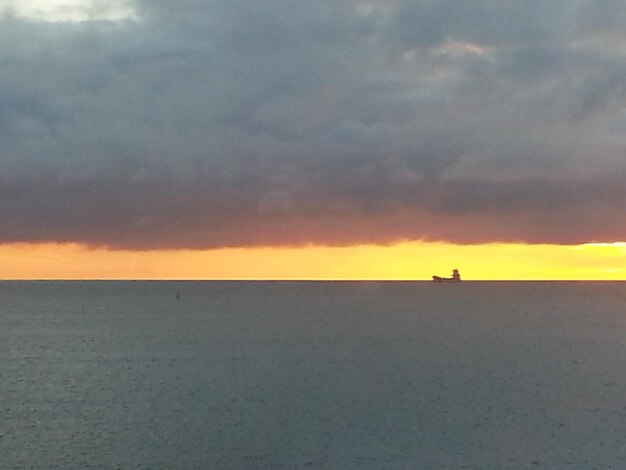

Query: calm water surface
left=2, top=281, right=626, bottom=469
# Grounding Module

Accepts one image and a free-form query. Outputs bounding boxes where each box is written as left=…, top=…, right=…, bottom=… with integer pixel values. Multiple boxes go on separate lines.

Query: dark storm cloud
left=1, top=0, right=626, bottom=248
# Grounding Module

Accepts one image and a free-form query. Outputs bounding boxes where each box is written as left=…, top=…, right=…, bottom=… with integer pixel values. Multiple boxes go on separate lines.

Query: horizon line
left=1, top=278, right=624, bottom=282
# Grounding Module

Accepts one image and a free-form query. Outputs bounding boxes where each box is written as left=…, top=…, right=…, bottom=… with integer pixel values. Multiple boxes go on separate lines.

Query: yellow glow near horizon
left=0, top=242, right=625, bottom=280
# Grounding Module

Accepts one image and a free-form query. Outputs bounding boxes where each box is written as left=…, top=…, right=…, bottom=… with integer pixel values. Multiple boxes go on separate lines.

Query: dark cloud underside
left=1, top=0, right=625, bottom=248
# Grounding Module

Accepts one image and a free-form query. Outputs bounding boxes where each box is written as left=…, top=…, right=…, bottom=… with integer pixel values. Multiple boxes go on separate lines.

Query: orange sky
left=0, top=242, right=624, bottom=280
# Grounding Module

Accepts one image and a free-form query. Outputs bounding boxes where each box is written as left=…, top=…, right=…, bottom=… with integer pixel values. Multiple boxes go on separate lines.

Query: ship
left=432, top=269, right=461, bottom=282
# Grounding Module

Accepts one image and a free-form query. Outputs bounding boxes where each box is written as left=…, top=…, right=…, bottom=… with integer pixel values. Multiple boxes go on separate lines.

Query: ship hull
left=432, top=276, right=461, bottom=282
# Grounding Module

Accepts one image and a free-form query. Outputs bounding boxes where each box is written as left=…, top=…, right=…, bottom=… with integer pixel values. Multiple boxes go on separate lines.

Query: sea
left=2, top=281, right=626, bottom=469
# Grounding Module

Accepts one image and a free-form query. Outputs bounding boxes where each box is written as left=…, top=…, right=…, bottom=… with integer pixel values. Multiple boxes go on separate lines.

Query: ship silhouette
left=432, top=269, right=461, bottom=282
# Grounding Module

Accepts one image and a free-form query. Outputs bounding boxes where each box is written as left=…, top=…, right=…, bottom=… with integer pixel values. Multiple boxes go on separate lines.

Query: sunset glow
left=1, top=242, right=625, bottom=280
left=2, top=2, right=626, bottom=280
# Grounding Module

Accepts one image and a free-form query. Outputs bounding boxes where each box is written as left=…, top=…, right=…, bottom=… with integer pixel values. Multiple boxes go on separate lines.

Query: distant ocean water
left=2, top=281, right=626, bottom=469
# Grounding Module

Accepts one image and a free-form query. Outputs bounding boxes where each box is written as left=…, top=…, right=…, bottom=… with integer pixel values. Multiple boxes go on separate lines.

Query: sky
left=1, top=0, right=625, bottom=279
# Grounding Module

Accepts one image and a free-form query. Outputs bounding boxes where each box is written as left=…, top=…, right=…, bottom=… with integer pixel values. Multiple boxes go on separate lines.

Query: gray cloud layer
left=1, top=0, right=626, bottom=248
